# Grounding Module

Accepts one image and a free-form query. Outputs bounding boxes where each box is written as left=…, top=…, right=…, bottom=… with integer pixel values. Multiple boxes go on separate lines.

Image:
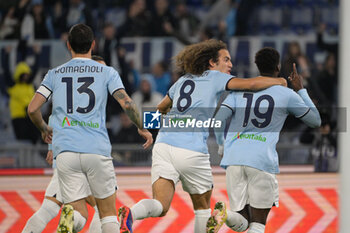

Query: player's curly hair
left=255, top=47, right=280, bottom=75
left=174, top=39, right=227, bottom=75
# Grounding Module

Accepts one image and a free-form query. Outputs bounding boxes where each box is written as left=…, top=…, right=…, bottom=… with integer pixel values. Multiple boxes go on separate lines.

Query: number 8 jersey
left=37, top=58, right=124, bottom=158
left=156, top=70, right=233, bottom=154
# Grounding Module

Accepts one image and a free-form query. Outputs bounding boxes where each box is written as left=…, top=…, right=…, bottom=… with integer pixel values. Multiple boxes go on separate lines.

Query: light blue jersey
left=216, top=86, right=320, bottom=173
left=156, top=70, right=234, bottom=154
left=37, top=58, right=124, bottom=158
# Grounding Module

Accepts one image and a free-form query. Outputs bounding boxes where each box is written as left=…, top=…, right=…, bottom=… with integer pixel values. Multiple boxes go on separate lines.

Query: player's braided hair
left=174, top=39, right=227, bottom=75
left=254, top=47, right=280, bottom=75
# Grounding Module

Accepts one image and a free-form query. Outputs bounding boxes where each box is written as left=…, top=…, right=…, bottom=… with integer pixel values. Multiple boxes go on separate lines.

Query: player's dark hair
left=255, top=47, right=280, bottom=76
left=91, top=55, right=104, bottom=62
left=174, top=39, right=227, bottom=75
left=68, top=24, right=94, bottom=54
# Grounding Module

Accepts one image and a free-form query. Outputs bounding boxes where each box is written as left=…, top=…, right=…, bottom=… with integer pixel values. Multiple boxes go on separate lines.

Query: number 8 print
left=176, top=80, right=195, bottom=112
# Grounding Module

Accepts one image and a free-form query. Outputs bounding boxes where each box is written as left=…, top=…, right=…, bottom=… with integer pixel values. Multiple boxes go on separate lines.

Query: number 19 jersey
left=37, top=58, right=124, bottom=158
left=156, top=70, right=233, bottom=154
left=220, top=86, right=314, bottom=173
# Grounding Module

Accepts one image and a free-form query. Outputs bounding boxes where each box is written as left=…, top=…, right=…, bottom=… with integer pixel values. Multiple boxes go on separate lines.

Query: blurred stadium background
left=0, top=0, right=340, bottom=232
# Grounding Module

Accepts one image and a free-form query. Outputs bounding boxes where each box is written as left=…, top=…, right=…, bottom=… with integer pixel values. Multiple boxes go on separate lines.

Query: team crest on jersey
left=143, top=110, right=161, bottom=129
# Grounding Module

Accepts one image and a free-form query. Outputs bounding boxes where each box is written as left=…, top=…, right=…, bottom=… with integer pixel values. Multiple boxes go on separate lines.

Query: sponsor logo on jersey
left=61, top=117, right=99, bottom=128
left=232, top=132, right=266, bottom=142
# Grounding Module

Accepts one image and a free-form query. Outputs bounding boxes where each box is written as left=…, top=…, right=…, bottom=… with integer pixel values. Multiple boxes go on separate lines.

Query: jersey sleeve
left=287, top=89, right=311, bottom=117
left=221, top=92, right=236, bottom=113
left=287, top=89, right=321, bottom=127
left=37, top=70, right=53, bottom=100
left=215, top=93, right=235, bottom=145
left=167, top=81, right=177, bottom=100
left=108, top=68, right=125, bottom=95
left=214, top=72, right=234, bottom=92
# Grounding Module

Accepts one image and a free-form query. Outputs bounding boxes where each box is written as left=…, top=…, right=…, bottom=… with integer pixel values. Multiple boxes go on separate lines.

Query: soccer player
left=21, top=55, right=107, bottom=233
left=207, top=48, right=321, bottom=233
left=27, top=24, right=153, bottom=233
left=118, top=39, right=287, bottom=233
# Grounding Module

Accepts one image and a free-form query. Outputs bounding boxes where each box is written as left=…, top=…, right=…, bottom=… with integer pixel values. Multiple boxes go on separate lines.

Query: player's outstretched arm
left=289, top=63, right=321, bottom=128
left=27, top=93, right=52, bottom=143
left=227, top=76, right=287, bottom=91
left=113, top=89, right=153, bottom=149
left=157, top=95, right=172, bottom=114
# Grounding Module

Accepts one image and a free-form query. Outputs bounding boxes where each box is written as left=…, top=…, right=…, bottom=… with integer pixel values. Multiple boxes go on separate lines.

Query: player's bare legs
left=46, top=196, right=62, bottom=206
left=22, top=151, right=63, bottom=233
left=95, top=192, right=120, bottom=233
left=95, top=192, right=117, bottom=218
left=85, top=195, right=102, bottom=232
left=190, top=190, right=213, bottom=233
left=152, top=177, right=175, bottom=216
left=68, top=199, right=89, bottom=231
left=247, top=207, right=270, bottom=233
left=238, top=205, right=250, bottom=221
left=118, top=177, right=173, bottom=233
left=85, top=195, right=96, bottom=207
left=68, top=199, right=88, bottom=219
left=190, top=189, right=212, bottom=210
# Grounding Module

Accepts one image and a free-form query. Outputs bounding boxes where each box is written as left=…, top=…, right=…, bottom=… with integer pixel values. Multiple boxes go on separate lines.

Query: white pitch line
left=0, top=194, right=19, bottom=233
left=306, top=189, right=337, bottom=233
left=19, top=190, right=42, bottom=212
left=276, top=189, right=305, bottom=233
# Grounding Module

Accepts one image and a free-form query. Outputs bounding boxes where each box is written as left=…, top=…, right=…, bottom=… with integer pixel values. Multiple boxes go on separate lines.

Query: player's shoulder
left=174, top=75, right=187, bottom=84
left=264, top=86, right=300, bottom=102
left=50, top=60, right=71, bottom=73
left=102, top=64, right=116, bottom=73
left=222, top=90, right=236, bottom=101
left=266, top=85, right=294, bottom=94
left=206, top=70, right=232, bottom=79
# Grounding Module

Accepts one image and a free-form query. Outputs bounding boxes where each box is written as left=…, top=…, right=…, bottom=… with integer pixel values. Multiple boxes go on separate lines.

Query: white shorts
left=44, top=169, right=63, bottom=203
left=56, top=152, right=117, bottom=203
left=226, top=165, right=279, bottom=211
left=151, top=143, right=213, bottom=195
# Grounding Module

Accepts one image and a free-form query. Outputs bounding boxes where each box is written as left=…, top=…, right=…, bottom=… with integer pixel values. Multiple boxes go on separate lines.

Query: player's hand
left=289, top=63, right=304, bottom=92
left=278, top=78, right=287, bottom=87
left=138, top=129, right=153, bottom=149
left=46, top=150, right=53, bottom=166
left=218, top=144, right=224, bottom=158
left=41, top=125, right=53, bottom=144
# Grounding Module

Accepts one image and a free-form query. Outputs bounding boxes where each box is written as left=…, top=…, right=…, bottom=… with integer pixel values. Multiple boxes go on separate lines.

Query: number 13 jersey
left=37, top=58, right=124, bottom=158
left=156, top=70, right=233, bottom=154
